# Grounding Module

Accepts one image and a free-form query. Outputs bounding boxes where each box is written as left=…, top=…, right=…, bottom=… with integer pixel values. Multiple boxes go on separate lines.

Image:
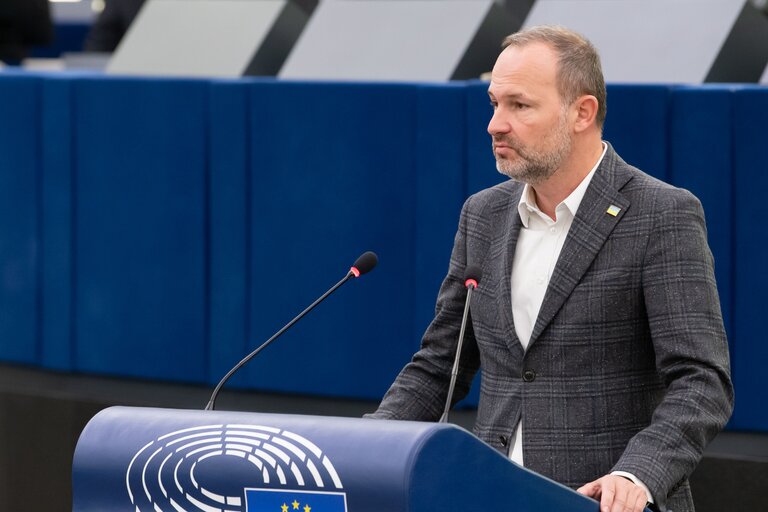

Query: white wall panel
left=108, top=0, right=286, bottom=77
left=524, top=0, right=745, bottom=83
left=280, top=0, right=496, bottom=81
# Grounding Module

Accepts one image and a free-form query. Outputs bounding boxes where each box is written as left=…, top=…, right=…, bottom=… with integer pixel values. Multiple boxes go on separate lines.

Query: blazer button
left=499, top=435, right=508, bottom=447
left=522, top=369, right=536, bottom=382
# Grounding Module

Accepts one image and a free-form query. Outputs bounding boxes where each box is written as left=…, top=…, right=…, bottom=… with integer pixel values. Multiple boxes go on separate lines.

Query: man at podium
left=367, top=26, right=733, bottom=512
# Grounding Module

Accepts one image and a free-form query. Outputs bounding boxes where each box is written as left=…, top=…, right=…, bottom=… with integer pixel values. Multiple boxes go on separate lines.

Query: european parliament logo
left=125, top=424, right=346, bottom=512
left=246, top=489, right=347, bottom=512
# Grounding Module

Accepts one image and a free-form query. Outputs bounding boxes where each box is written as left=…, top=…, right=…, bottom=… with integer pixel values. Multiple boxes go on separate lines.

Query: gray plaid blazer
left=369, top=144, right=733, bottom=512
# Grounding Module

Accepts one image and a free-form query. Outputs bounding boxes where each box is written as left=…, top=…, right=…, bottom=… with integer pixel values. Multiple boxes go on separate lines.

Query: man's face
left=487, top=42, right=573, bottom=185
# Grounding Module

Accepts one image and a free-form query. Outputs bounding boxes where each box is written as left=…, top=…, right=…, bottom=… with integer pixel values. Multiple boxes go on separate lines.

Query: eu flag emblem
left=245, top=488, right=347, bottom=512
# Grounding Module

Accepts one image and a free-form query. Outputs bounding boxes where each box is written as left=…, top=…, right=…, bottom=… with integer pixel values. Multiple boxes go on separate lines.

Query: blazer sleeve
left=366, top=196, right=481, bottom=421
left=611, top=188, right=734, bottom=511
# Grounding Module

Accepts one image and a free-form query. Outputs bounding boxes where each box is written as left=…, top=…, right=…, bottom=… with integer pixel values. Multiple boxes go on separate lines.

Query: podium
left=73, top=406, right=605, bottom=511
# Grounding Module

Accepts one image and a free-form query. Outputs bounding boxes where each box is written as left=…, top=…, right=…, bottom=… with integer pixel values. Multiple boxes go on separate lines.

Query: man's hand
left=577, top=475, right=648, bottom=512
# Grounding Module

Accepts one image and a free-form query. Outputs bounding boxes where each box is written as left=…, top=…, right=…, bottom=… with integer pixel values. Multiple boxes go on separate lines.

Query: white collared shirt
left=510, top=144, right=604, bottom=355
left=506, top=143, right=653, bottom=504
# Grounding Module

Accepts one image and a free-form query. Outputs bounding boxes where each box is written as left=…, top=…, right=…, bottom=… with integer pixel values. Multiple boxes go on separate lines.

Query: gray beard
left=496, top=157, right=560, bottom=185
left=494, top=125, right=572, bottom=186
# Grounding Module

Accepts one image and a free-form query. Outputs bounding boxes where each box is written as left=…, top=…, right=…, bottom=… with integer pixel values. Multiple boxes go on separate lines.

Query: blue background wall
left=0, top=73, right=764, bottom=431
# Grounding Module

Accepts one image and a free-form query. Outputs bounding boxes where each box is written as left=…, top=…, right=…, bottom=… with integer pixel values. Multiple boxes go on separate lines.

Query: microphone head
left=464, top=265, right=482, bottom=288
left=350, top=251, right=378, bottom=277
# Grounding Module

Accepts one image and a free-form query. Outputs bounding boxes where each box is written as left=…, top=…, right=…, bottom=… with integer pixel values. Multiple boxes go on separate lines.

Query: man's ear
left=573, top=95, right=599, bottom=133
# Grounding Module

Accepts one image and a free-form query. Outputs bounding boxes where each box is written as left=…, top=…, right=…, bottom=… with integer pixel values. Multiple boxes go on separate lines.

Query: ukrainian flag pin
left=606, top=205, right=621, bottom=217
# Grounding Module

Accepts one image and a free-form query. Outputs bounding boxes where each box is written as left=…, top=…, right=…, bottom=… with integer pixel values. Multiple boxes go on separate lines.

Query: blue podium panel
left=731, top=88, right=768, bottom=431
left=0, top=75, right=41, bottom=364
left=603, top=85, right=670, bottom=182
left=40, top=76, right=77, bottom=370
left=241, top=82, right=419, bottom=399
left=72, top=77, right=209, bottom=382
left=72, top=406, right=606, bottom=512
left=208, top=80, right=252, bottom=382
left=668, top=87, right=734, bottom=341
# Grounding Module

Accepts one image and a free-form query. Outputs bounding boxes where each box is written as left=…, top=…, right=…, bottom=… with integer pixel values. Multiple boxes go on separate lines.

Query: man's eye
left=515, top=102, right=529, bottom=110
left=489, top=101, right=498, bottom=109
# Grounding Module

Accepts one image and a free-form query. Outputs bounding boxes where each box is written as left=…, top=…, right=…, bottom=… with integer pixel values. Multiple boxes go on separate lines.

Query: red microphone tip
left=465, top=278, right=478, bottom=289
left=350, top=267, right=361, bottom=278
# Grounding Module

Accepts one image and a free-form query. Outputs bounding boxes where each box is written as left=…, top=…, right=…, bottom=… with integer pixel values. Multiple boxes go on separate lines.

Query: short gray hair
left=502, top=26, right=607, bottom=129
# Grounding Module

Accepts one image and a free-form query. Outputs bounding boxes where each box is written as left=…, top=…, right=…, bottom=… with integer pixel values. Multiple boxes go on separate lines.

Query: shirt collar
left=517, top=142, right=608, bottom=227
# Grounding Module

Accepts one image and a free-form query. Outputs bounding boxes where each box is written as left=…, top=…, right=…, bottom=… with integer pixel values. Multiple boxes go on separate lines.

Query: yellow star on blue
left=281, top=504, right=288, bottom=512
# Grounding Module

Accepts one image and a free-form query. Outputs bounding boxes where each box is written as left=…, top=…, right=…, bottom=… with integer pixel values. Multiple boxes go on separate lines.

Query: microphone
left=439, top=265, right=482, bottom=423
left=204, top=251, right=378, bottom=411
left=350, top=251, right=378, bottom=277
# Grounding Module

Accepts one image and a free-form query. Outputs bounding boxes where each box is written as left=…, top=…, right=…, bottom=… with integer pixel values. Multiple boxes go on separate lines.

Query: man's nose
left=487, top=110, right=509, bottom=136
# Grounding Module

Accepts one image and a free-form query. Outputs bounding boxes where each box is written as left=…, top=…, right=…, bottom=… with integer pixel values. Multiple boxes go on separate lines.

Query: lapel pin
left=606, top=205, right=621, bottom=217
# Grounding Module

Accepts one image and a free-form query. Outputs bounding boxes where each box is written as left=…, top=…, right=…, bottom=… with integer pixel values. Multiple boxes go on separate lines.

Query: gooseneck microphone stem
left=439, top=265, right=482, bottom=424
left=205, top=272, right=355, bottom=411
left=439, top=283, right=475, bottom=423
left=205, top=251, right=377, bottom=411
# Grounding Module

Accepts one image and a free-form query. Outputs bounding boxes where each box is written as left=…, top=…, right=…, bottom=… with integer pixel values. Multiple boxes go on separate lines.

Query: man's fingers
left=615, top=479, right=647, bottom=512
left=599, top=478, right=615, bottom=512
left=576, top=480, right=600, bottom=497
left=579, top=475, right=647, bottom=512
left=631, top=490, right=648, bottom=512
left=608, top=484, right=628, bottom=512
left=624, top=483, right=647, bottom=512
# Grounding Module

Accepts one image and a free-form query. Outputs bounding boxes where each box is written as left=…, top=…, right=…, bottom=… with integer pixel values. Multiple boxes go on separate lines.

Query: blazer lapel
left=499, top=189, right=524, bottom=355
left=527, top=146, right=633, bottom=349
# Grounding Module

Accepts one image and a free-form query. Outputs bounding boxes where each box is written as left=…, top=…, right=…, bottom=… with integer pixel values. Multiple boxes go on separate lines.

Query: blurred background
left=1, top=0, right=767, bottom=510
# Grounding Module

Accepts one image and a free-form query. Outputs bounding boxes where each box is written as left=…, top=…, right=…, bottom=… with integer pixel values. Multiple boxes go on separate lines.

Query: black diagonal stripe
left=244, top=1, right=317, bottom=77
left=451, top=0, right=535, bottom=80
left=705, top=1, right=768, bottom=83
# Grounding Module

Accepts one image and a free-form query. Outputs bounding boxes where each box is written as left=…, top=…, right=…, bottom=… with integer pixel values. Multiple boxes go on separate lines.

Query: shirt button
left=550, top=227, right=557, bottom=233
left=537, top=277, right=545, bottom=284
left=522, top=369, right=536, bottom=382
